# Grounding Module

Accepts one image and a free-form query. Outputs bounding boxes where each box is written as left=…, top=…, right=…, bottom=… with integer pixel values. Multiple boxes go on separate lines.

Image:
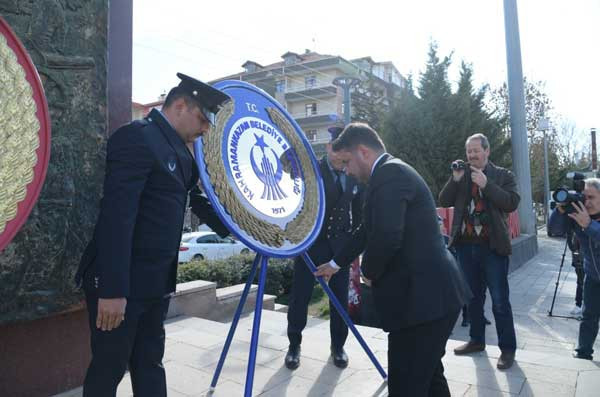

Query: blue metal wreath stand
left=195, top=80, right=387, bottom=396
left=207, top=251, right=387, bottom=395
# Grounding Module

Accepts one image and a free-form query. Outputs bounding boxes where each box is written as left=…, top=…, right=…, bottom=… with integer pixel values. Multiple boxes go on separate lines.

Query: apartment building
left=132, top=50, right=405, bottom=153
left=215, top=50, right=405, bottom=149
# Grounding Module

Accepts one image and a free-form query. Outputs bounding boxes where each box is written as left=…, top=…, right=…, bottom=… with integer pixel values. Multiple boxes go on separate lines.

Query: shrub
left=177, top=254, right=295, bottom=297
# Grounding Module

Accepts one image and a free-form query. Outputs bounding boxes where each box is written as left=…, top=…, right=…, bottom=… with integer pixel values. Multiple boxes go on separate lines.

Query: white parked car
left=178, top=231, right=252, bottom=263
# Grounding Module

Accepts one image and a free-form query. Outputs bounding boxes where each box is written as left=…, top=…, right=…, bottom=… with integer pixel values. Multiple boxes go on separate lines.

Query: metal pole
left=244, top=255, right=269, bottom=397
left=503, top=0, right=536, bottom=235
left=301, top=252, right=388, bottom=381
left=344, top=85, right=351, bottom=125
left=591, top=128, right=597, bottom=172
left=543, top=129, right=550, bottom=225
left=333, top=76, right=360, bottom=125
left=209, top=254, right=261, bottom=394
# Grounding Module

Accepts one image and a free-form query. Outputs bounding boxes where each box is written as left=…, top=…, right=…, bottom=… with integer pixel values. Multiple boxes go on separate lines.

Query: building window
left=305, top=75, right=317, bottom=89
left=276, top=80, right=286, bottom=93
left=305, top=103, right=317, bottom=116
left=306, top=129, right=317, bottom=141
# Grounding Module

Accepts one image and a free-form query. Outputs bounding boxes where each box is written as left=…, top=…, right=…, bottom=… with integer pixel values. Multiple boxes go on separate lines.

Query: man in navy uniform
left=284, top=122, right=364, bottom=370
left=75, top=73, right=230, bottom=397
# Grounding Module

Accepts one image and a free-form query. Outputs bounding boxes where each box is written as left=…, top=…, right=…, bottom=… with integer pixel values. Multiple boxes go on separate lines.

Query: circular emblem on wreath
left=194, top=81, right=325, bottom=257
left=226, top=116, right=304, bottom=220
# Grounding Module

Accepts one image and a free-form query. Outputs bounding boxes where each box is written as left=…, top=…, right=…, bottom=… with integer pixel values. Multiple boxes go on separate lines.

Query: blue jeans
left=576, top=276, right=600, bottom=359
left=456, top=243, right=517, bottom=352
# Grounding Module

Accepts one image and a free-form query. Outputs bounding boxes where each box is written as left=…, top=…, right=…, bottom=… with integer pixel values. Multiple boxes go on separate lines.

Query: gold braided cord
left=265, top=107, right=319, bottom=244
left=203, top=100, right=285, bottom=247
left=0, top=34, right=40, bottom=234
left=201, top=101, right=320, bottom=248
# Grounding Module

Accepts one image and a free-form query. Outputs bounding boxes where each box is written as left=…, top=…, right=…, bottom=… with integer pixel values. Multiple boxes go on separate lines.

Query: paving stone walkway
left=56, top=233, right=600, bottom=396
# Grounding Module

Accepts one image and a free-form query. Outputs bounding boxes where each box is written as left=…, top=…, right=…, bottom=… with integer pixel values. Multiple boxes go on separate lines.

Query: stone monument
left=0, top=1, right=132, bottom=395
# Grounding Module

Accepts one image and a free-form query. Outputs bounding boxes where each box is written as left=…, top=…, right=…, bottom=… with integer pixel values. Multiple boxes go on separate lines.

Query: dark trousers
left=83, top=292, right=171, bottom=397
left=387, top=310, right=460, bottom=397
left=456, top=243, right=517, bottom=352
left=287, top=256, right=349, bottom=349
left=576, top=276, right=600, bottom=358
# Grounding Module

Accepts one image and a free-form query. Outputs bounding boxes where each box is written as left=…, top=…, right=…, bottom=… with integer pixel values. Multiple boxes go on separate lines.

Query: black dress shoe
left=484, top=316, right=492, bottom=325
left=572, top=351, right=593, bottom=360
left=454, top=341, right=486, bottom=355
left=497, top=351, right=515, bottom=369
left=331, top=346, right=349, bottom=368
left=285, top=345, right=300, bottom=370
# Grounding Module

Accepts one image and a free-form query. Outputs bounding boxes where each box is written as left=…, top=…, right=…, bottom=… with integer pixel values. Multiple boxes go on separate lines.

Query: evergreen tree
left=351, top=75, right=390, bottom=132
left=381, top=43, right=508, bottom=200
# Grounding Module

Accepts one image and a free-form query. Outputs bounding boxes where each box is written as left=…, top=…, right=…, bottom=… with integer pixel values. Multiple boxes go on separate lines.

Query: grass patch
left=277, top=283, right=330, bottom=319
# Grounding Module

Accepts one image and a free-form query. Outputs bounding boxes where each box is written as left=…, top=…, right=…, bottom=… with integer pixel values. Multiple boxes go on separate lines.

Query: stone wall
left=0, top=0, right=109, bottom=324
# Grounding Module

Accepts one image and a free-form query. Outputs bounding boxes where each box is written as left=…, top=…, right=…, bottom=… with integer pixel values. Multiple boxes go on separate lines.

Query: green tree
left=351, top=75, right=390, bottom=132
left=381, top=43, right=509, bottom=199
left=528, top=135, right=563, bottom=203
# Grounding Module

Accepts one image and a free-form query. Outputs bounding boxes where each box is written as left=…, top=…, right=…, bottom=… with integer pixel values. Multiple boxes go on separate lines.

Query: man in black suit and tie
left=75, top=73, right=230, bottom=397
left=284, top=123, right=363, bottom=370
left=316, top=123, right=471, bottom=396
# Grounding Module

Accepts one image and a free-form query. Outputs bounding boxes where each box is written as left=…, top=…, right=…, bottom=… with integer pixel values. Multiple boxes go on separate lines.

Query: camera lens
left=555, top=190, right=568, bottom=202
left=451, top=160, right=465, bottom=171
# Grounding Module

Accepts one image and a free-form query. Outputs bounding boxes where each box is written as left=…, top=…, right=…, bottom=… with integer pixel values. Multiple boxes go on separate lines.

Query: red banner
left=348, top=257, right=361, bottom=320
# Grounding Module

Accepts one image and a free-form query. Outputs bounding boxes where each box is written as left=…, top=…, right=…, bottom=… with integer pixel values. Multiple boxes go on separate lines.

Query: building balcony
left=290, top=112, right=339, bottom=126
left=306, top=136, right=330, bottom=145
left=284, top=85, right=337, bottom=101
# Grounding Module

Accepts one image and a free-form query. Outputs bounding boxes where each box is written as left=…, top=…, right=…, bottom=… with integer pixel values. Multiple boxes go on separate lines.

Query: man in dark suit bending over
left=315, top=123, right=470, bottom=396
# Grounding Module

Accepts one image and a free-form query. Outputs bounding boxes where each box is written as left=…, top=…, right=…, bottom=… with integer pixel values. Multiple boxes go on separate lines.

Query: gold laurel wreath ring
left=201, top=99, right=321, bottom=248
left=0, top=17, right=51, bottom=252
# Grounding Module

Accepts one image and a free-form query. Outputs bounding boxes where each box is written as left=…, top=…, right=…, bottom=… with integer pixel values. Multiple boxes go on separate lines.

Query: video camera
left=551, top=172, right=586, bottom=214
left=451, top=160, right=469, bottom=171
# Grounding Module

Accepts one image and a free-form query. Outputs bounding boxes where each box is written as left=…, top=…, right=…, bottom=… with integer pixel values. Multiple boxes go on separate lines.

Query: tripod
left=548, top=237, right=580, bottom=320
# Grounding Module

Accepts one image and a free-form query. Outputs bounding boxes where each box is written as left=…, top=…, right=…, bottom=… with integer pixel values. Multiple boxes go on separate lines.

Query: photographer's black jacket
left=76, top=109, right=228, bottom=299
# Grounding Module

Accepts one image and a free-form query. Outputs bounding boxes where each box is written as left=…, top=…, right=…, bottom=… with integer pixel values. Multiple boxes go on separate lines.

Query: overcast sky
left=132, top=0, right=599, bottom=135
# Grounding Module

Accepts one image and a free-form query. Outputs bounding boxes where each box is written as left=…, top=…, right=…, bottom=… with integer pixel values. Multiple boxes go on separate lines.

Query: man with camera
left=549, top=178, right=600, bottom=360
left=439, top=133, right=520, bottom=370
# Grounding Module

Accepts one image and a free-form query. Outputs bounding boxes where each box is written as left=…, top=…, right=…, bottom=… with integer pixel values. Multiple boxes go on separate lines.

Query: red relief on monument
left=0, top=17, right=51, bottom=252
